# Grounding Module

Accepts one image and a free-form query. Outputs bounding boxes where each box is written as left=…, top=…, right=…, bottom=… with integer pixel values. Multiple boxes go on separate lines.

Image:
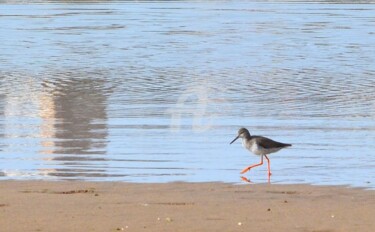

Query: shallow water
left=0, top=1, right=374, bottom=188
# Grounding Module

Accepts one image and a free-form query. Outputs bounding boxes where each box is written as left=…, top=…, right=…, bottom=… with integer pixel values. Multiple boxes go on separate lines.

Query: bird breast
left=242, top=139, right=262, bottom=156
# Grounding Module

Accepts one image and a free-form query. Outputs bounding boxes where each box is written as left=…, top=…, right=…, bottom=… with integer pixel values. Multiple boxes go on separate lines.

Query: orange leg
left=240, top=155, right=264, bottom=174
left=264, top=154, right=272, bottom=176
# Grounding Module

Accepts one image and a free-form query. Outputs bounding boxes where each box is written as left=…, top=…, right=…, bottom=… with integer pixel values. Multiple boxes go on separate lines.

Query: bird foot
left=240, top=168, right=250, bottom=174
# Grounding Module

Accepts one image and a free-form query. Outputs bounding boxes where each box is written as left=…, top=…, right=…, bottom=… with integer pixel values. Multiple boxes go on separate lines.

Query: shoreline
left=1, top=180, right=374, bottom=232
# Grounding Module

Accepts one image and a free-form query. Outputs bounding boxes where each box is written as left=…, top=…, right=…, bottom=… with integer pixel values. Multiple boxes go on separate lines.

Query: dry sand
left=0, top=181, right=374, bottom=232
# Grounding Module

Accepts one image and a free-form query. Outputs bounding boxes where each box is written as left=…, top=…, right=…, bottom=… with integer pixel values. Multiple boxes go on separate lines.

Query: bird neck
left=242, top=132, right=251, bottom=141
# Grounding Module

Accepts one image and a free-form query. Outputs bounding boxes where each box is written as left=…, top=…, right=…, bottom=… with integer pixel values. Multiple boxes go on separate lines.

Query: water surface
left=0, top=1, right=374, bottom=188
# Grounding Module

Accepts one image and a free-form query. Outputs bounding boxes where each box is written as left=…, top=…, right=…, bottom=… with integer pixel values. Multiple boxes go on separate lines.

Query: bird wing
left=254, top=136, right=291, bottom=149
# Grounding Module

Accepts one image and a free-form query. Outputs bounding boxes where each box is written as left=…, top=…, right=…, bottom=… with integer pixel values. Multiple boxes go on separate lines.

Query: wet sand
left=0, top=181, right=374, bottom=232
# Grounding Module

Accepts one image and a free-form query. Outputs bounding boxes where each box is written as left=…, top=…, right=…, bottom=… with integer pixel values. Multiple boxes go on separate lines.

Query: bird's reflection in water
left=240, top=176, right=271, bottom=184
left=241, top=176, right=252, bottom=183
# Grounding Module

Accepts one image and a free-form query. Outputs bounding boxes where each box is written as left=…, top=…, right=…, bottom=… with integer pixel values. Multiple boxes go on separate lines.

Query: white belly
left=243, top=139, right=282, bottom=156
left=250, top=143, right=264, bottom=155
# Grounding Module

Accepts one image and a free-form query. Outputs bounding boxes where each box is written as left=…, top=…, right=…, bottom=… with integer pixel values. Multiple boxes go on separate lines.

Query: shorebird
left=230, top=128, right=291, bottom=176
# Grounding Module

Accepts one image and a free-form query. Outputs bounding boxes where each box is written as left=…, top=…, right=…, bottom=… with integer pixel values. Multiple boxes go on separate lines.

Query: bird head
left=230, top=128, right=250, bottom=144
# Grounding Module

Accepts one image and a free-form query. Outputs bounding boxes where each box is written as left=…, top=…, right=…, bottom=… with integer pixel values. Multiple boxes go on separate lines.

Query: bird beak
left=230, top=135, right=239, bottom=144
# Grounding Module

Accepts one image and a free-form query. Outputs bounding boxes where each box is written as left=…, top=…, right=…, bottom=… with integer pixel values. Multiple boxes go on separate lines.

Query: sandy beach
left=0, top=181, right=374, bottom=232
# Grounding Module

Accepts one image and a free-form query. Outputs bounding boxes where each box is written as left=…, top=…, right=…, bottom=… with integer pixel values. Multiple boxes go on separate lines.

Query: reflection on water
left=0, top=74, right=111, bottom=178
left=0, top=1, right=374, bottom=188
left=39, top=76, right=110, bottom=177
left=0, top=94, right=4, bottom=165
